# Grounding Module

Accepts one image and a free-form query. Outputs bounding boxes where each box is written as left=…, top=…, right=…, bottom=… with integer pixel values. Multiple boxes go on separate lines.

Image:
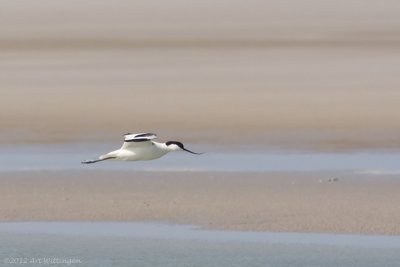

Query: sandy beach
left=1, top=0, right=400, bottom=240
left=1, top=170, right=399, bottom=235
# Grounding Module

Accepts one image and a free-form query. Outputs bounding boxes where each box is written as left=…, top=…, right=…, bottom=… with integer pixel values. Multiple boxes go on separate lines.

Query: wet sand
left=1, top=170, right=399, bottom=235
left=1, top=0, right=400, bottom=239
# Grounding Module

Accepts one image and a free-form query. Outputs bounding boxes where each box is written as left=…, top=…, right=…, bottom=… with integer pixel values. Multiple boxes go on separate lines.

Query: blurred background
left=1, top=0, right=400, bottom=149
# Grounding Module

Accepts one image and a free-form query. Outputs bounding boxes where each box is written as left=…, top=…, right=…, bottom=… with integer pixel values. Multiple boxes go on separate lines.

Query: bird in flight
left=81, top=133, right=202, bottom=164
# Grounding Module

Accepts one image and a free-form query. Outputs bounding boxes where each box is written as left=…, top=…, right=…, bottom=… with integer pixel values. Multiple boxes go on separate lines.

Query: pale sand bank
left=1, top=171, right=399, bottom=235
left=1, top=0, right=400, bottom=149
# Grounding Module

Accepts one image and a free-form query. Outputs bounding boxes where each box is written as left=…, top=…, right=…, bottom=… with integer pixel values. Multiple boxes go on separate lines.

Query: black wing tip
left=125, top=138, right=151, bottom=142
left=124, top=132, right=157, bottom=142
left=124, top=132, right=157, bottom=137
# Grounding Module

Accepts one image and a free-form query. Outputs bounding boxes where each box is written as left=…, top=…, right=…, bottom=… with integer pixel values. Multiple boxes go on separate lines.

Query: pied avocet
left=81, top=133, right=202, bottom=164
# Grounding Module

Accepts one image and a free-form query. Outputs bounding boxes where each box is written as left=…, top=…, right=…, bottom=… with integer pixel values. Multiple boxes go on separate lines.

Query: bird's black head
left=165, top=141, right=203, bottom=155
left=166, top=141, right=184, bottom=149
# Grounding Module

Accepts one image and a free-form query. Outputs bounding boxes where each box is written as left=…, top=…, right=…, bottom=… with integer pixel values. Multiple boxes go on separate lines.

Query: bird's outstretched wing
left=121, top=132, right=157, bottom=149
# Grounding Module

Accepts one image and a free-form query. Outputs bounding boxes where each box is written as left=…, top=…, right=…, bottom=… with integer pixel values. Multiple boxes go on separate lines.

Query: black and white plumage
left=81, top=133, right=202, bottom=164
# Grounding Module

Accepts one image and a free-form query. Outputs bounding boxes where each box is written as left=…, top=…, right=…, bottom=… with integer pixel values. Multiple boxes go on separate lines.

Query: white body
left=101, top=141, right=172, bottom=161
left=81, top=133, right=200, bottom=164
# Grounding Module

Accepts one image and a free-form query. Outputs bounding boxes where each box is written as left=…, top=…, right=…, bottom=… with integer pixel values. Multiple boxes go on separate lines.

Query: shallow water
left=0, top=222, right=399, bottom=267
left=0, top=143, right=400, bottom=174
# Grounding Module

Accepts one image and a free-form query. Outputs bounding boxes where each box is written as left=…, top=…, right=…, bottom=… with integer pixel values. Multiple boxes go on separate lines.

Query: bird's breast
left=119, top=146, right=168, bottom=161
